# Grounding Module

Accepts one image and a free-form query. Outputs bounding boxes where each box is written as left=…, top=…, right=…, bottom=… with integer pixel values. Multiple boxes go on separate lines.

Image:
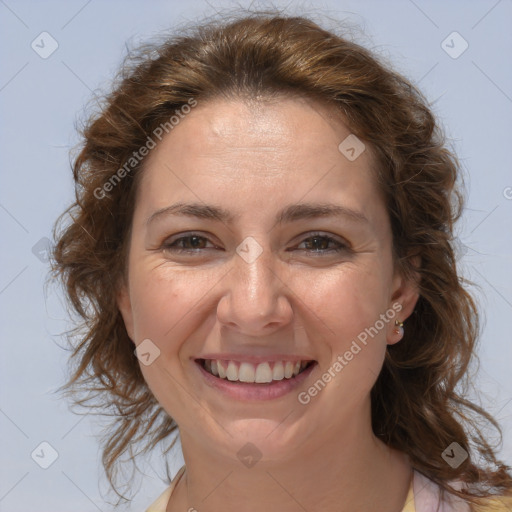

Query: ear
left=116, top=279, right=135, bottom=343
left=387, top=255, right=420, bottom=345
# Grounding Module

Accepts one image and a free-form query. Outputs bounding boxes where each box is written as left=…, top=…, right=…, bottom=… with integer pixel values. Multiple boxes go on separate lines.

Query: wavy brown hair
left=51, top=11, right=512, bottom=506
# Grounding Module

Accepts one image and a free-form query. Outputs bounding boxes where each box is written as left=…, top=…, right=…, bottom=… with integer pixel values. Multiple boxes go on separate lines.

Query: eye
left=162, top=233, right=218, bottom=254
left=160, top=232, right=349, bottom=257
left=295, top=233, right=349, bottom=255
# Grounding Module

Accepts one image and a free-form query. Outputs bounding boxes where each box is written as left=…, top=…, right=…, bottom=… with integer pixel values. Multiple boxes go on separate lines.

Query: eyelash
left=161, top=232, right=349, bottom=256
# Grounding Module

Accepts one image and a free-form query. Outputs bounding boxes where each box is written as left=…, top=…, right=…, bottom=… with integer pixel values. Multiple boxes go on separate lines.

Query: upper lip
left=195, top=354, right=315, bottom=364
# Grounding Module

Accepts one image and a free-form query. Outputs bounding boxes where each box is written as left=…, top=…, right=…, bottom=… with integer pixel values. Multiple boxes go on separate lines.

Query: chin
left=210, top=416, right=309, bottom=466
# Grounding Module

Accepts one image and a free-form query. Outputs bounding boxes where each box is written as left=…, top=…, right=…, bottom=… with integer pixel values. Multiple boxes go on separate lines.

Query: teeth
left=226, top=361, right=238, bottom=381
left=239, top=362, right=255, bottom=382
left=202, top=359, right=311, bottom=383
left=272, top=361, right=285, bottom=380
left=284, top=361, right=294, bottom=378
left=255, top=362, right=272, bottom=383
left=217, top=360, right=227, bottom=379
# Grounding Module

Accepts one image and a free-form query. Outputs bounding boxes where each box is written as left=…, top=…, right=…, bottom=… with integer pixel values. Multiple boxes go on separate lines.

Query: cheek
left=304, top=270, right=391, bottom=400
left=129, top=266, right=209, bottom=343
left=295, top=263, right=391, bottom=345
left=128, top=268, right=213, bottom=416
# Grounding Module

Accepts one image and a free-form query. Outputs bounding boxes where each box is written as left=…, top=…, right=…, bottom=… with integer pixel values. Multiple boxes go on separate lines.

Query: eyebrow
left=146, top=201, right=369, bottom=227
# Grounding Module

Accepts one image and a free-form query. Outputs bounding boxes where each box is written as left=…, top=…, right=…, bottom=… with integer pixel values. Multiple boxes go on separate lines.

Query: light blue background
left=1, top=1, right=511, bottom=510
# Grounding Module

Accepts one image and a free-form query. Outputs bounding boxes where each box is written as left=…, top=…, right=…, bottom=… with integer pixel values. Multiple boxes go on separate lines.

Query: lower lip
left=194, top=361, right=317, bottom=401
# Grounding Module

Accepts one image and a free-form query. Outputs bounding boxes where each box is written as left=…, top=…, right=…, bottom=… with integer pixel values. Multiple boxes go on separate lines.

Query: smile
left=198, top=359, right=315, bottom=383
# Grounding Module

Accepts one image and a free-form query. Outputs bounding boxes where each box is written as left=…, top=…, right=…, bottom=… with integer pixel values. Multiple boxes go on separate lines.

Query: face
left=117, top=95, right=418, bottom=463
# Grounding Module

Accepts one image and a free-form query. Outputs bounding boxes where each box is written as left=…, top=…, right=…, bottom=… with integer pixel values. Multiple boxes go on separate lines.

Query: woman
left=52, top=12, right=512, bottom=512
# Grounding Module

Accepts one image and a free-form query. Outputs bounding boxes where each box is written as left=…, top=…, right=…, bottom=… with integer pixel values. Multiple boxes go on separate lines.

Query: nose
left=216, top=243, right=294, bottom=335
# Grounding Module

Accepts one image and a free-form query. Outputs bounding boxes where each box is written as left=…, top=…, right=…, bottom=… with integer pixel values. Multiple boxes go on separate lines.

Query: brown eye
left=296, top=234, right=348, bottom=255
left=162, top=234, right=215, bottom=253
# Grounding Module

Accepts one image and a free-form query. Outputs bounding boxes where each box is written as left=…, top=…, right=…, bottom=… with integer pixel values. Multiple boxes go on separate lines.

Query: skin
left=117, top=95, right=420, bottom=512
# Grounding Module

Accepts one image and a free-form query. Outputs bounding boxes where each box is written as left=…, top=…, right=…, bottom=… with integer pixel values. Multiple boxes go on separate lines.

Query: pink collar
left=413, top=471, right=470, bottom=512
left=147, top=467, right=473, bottom=512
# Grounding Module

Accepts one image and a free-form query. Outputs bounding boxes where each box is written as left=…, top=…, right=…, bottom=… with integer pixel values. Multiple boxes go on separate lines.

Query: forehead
left=147, top=95, right=367, bottom=165
left=136, top=95, right=386, bottom=227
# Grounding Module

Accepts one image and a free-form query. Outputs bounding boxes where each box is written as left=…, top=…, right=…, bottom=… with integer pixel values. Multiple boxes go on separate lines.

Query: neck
left=168, top=407, right=412, bottom=512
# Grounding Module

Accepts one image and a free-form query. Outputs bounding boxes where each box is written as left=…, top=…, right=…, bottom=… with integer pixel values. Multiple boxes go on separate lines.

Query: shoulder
left=412, top=471, right=512, bottom=512
left=146, top=466, right=186, bottom=512
left=146, top=486, right=173, bottom=512
left=472, top=495, right=512, bottom=511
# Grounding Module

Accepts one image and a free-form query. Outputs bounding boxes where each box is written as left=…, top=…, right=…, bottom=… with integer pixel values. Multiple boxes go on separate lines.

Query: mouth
left=194, top=357, right=317, bottom=401
left=197, top=358, right=315, bottom=383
